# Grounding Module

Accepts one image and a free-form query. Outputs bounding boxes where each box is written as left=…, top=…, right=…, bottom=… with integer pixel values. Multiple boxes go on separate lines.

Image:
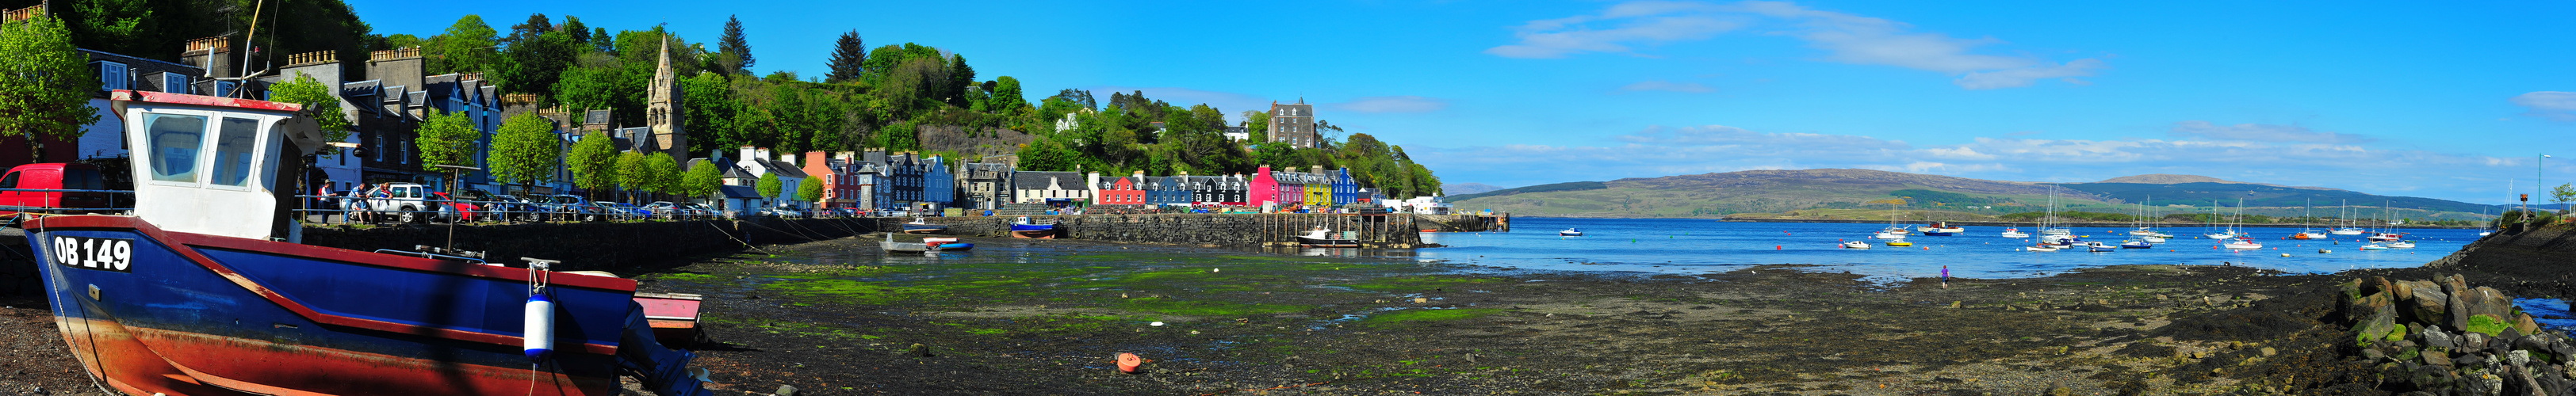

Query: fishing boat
left=2000, top=227, right=2030, bottom=238
left=1010, top=216, right=1058, bottom=238
left=899, top=218, right=950, bottom=234
left=1917, top=221, right=1962, bottom=236
left=19, top=90, right=714, bottom=396
left=2084, top=241, right=2119, bottom=252
left=1297, top=227, right=1362, bottom=248
left=1840, top=240, right=1872, bottom=249
left=2119, top=239, right=2153, bottom=249
left=2223, top=237, right=2264, bottom=249
left=1559, top=228, right=1583, bottom=237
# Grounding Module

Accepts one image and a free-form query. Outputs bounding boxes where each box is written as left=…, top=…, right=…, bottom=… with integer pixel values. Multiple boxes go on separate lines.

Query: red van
left=0, top=163, right=115, bottom=216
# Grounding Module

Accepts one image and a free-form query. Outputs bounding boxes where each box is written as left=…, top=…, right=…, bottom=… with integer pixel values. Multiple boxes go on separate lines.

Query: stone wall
left=1415, top=214, right=1511, bottom=232
left=918, top=213, right=1423, bottom=248
left=2425, top=222, right=2576, bottom=298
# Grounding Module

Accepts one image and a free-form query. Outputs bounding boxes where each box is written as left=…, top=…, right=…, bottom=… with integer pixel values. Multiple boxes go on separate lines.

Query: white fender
left=525, top=294, right=555, bottom=362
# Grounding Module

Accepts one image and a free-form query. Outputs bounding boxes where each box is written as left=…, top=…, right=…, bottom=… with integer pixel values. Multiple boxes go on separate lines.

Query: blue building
left=1331, top=167, right=1358, bottom=206
left=1146, top=176, right=1192, bottom=206
left=923, top=155, right=954, bottom=211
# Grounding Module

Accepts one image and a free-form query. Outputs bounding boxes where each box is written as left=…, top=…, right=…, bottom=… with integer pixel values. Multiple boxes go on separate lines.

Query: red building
left=1094, top=171, right=1149, bottom=205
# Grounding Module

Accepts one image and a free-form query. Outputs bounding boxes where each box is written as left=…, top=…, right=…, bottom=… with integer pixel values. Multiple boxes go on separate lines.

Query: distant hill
left=1447, top=169, right=2515, bottom=220
left=2092, top=173, right=2333, bottom=190
left=1441, top=183, right=1508, bottom=196
left=1448, top=169, right=2111, bottom=218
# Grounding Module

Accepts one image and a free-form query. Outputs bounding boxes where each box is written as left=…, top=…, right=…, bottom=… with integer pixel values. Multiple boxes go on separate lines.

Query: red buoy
left=1118, top=352, right=1143, bottom=373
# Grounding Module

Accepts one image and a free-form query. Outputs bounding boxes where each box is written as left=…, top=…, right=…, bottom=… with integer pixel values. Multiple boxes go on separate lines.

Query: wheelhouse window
left=209, top=117, right=259, bottom=187
left=144, top=113, right=208, bottom=184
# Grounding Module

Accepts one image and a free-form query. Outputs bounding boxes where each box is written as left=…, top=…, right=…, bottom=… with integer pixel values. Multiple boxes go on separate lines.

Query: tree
left=2555, top=183, right=2574, bottom=214
left=798, top=175, right=823, bottom=203
left=718, top=15, right=753, bottom=74
left=568, top=132, right=618, bottom=199
left=679, top=159, right=723, bottom=200
left=989, top=76, right=1029, bottom=113
left=488, top=112, right=561, bottom=188
left=825, top=30, right=865, bottom=83
left=614, top=150, right=649, bottom=202
left=0, top=13, right=101, bottom=157
left=645, top=153, right=681, bottom=196
left=505, top=13, right=553, bottom=44
left=427, top=15, right=501, bottom=74
left=946, top=54, right=974, bottom=105
left=681, top=72, right=742, bottom=154
left=414, top=109, right=480, bottom=170
left=560, top=16, right=591, bottom=44
left=266, top=72, right=352, bottom=153
left=756, top=172, right=783, bottom=200
left=500, top=31, right=576, bottom=97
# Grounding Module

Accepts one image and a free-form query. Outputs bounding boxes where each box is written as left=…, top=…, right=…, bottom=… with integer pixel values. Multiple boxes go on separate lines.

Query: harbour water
left=1417, top=217, right=2482, bottom=280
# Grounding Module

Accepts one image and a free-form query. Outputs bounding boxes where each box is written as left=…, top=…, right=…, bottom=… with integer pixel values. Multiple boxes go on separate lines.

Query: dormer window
left=95, top=62, right=129, bottom=91
left=163, top=74, right=190, bottom=94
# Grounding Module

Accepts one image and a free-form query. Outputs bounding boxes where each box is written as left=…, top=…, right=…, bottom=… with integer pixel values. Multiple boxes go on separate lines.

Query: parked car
left=486, top=194, right=538, bottom=221
left=591, top=202, right=649, bottom=220
left=365, top=183, right=436, bottom=224
left=0, top=162, right=117, bottom=219
left=430, top=192, right=480, bottom=223
left=543, top=194, right=599, bottom=222
left=641, top=201, right=692, bottom=219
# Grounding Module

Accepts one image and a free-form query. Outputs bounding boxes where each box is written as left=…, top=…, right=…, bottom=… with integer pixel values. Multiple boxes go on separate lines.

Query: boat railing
left=373, top=245, right=488, bottom=265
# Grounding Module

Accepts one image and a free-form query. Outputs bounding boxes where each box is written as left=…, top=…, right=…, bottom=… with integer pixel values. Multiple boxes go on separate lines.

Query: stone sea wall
left=914, top=213, right=1425, bottom=248
left=2426, top=222, right=2576, bottom=298
left=296, top=217, right=885, bottom=271
left=1415, top=214, right=1510, bottom=232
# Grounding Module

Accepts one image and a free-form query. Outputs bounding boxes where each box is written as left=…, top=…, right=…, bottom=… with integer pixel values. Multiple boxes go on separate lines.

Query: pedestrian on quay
left=1941, top=265, right=1950, bottom=289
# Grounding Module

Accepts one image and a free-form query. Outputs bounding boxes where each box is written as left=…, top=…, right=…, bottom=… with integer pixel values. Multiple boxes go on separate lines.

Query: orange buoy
left=1776, top=246, right=1782, bottom=250
left=1117, top=352, right=1143, bottom=373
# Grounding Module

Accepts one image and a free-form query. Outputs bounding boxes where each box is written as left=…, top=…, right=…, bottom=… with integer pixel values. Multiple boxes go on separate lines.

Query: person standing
left=1940, top=265, right=1950, bottom=289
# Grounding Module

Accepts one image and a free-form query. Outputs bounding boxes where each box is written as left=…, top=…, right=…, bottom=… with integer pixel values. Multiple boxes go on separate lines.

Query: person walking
left=1940, top=265, right=1950, bottom=289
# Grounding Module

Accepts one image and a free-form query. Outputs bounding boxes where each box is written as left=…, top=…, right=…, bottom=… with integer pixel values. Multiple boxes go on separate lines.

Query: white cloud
left=1485, top=1, right=2104, bottom=89
left=1620, top=80, right=1716, bottom=93
left=2168, top=120, right=2375, bottom=144
left=2510, top=91, right=2576, bottom=121
left=1329, top=96, right=1449, bottom=113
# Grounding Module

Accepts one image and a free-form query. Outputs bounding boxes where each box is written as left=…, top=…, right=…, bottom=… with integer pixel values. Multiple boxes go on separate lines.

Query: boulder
left=2352, top=291, right=2396, bottom=323
left=2463, top=287, right=2517, bottom=319
left=2413, top=364, right=2457, bottom=389
left=2426, top=329, right=2458, bottom=348
left=2509, top=349, right=2533, bottom=367
left=2444, top=274, right=2469, bottom=295
left=2467, top=333, right=2491, bottom=350
left=2469, top=314, right=2514, bottom=337
left=2410, top=288, right=2452, bottom=325
left=2452, top=292, right=2476, bottom=332
left=2361, top=305, right=2401, bottom=347
left=2425, top=348, right=2453, bottom=367
left=2514, top=312, right=2542, bottom=337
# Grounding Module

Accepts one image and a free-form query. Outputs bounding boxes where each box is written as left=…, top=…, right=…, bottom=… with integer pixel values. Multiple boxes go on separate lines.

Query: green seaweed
left=2465, top=314, right=2510, bottom=336
left=1363, top=308, right=1502, bottom=325
left=1344, top=275, right=1499, bottom=292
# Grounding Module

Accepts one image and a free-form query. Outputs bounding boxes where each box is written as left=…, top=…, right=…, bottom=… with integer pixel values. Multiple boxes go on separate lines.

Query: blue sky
left=350, top=0, right=2576, bottom=204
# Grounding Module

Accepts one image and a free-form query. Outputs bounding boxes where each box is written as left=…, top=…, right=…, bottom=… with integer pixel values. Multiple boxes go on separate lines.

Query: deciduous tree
left=645, top=153, right=680, bottom=196
left=568, top=132, right=618, bottom=199
left=756, top=172, right=782, bottom=200
left=798, top=175, right=823, bottom=203
left=488, top=113, right=561, bottom=188
left=427, top=15, right=501, bottom=74
left=266, top=73, right=351, bottom=153
left=414, top=110, right=480, bottom=170
left=0, top=13, right=101, bottom=157
left=614, top=150, right=649, bottom=201
left=679, top=159, right=722, bottom=199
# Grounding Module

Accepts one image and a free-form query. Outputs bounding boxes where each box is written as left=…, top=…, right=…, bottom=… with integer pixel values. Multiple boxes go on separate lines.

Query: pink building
left=1248, top=166, right=1279, bottom=208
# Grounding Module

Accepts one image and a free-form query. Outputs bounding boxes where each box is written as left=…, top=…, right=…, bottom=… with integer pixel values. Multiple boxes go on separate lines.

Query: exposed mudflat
left=0, top=233, right=2516, bottom=395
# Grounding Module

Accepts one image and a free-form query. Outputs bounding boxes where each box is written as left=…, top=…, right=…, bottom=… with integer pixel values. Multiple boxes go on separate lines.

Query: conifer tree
left=718, top=15, right=753, bottom=74
left=825, top=30, right=866, bottom=83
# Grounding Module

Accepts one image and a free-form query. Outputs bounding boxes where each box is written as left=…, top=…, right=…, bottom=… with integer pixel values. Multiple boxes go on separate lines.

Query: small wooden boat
left=1840, top=240, right=1872, bottom=249
left=1559, top=228, right=1583, bottom=237
left=901, top=218, right=950, bottom=234
left=883, top=234, right=934, bottom=253
left=923, top=237, right=974, bottom=251
left=1296, top=228, right=1361, bottom=248
left=1885, top=239, right=1913, bottom=247
left=1010, top=216, right=1058, bottom=238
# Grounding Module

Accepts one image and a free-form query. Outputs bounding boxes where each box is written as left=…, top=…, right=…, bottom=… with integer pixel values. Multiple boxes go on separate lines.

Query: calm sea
left=1416, top=217, right=2482, bottom=280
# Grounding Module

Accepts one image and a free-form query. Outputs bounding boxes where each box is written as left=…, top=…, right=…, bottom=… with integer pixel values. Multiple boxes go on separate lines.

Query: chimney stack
left=180, top=37, right=234, bottom=78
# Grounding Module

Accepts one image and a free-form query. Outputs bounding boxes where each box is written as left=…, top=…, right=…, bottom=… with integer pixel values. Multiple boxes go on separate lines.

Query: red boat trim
left=109, top=89, right=304, bottom=112
left=26, top=215, right=630, bottom=355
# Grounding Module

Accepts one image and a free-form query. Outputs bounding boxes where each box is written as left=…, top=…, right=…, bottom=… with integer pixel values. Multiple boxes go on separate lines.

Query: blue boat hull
left=25, top=215, right=637, bottom=395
